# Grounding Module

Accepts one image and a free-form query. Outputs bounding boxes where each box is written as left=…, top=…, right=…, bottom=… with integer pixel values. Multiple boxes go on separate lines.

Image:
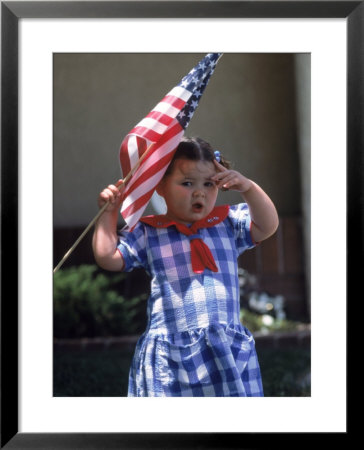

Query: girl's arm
left=92, top=180, right=125, bottom=271
left=212, top=161, right=279, bottom=243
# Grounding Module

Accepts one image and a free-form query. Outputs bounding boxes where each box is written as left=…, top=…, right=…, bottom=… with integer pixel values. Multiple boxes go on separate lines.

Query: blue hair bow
left=214, top=150, right=221, bottom=163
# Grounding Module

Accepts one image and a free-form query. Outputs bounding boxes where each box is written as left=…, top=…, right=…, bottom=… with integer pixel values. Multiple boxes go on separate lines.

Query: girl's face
left=157, top=158, right=218, bottom=225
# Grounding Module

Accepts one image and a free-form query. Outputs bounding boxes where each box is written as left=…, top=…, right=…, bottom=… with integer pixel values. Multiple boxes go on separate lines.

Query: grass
left=54, top=345, right=310, bottom=397
left=53, top=347, right=134, bottom=397
left=258, top=347, right=311, bottom=396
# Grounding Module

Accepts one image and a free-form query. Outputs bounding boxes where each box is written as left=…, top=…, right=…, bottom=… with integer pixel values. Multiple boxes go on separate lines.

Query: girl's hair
left=164, top=137, right=231, bottom=176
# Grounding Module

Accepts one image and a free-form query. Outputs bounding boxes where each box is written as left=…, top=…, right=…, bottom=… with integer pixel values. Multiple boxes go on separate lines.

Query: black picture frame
left=1, top=1, right=358, bottom=448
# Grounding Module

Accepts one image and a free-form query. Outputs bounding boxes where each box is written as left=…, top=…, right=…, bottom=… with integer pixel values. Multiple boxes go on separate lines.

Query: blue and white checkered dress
left=117, top=203, right=264, bottom=397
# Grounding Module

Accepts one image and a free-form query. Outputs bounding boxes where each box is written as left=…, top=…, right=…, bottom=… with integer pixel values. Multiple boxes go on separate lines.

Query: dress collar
left=140, top=205, right=230, bottom=273
left=140, top=205, right=230, bottom=230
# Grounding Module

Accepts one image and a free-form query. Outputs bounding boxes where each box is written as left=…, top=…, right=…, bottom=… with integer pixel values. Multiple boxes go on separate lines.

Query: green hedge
left=240, top=308, right=302, bottom=334
left=53, top=265, right=147, bottom=338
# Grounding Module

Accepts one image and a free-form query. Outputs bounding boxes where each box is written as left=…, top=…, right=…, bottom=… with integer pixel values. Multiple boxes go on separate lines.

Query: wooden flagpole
left=53, top=142, right=155, bottom=274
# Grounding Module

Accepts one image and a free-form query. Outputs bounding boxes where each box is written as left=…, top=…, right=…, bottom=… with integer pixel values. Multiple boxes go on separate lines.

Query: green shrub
left=240, top=308, right=302, bottom=333
left=53, top=265, right=147, bottom=338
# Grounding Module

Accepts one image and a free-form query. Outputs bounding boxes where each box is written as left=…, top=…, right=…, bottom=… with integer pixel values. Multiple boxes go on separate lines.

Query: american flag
left=119, top=53, right=223, bottom=231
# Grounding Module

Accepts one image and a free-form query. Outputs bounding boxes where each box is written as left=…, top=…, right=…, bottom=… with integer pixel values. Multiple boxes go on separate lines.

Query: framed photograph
left=2, top=1, right=359, bottom=447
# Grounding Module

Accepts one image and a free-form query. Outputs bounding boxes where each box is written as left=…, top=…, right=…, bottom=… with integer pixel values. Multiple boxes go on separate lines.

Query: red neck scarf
left=140, top=205, right=229, bottom=274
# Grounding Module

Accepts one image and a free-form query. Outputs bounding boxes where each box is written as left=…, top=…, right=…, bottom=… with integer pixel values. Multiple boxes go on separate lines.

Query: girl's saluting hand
left=212, top=159, right=279, bottom=242
left=211, top=160, right=252, bottom=193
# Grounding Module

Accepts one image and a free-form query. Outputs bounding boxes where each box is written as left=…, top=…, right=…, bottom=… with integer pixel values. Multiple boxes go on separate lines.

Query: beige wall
left=54, top=53, right=309, bottom=227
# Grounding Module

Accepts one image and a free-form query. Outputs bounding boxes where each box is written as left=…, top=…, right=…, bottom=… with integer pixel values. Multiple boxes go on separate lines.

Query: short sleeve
left=117, top=222, right=148, bottom=272
left=228, top=203, right=257, bottom=255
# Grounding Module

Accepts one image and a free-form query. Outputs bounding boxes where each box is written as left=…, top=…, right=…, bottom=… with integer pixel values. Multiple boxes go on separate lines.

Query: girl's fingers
left=108, top=184, right=120, bottom=195
left=212, top=172, right=234, bottom=187
left=213, top=159, right=228, bottom=172
left=99, top=191, right=113, bottom=204
left=98, top=181, right=125, bottom=210
left=115, top=179, right=125, bottom=196
left=115, top=179, right=124, bottom=189
left=212, top=171, right=247, bottom=191
left=100, top=185, right=119, bottom=203
left=221, top=178, right=237, bottom=189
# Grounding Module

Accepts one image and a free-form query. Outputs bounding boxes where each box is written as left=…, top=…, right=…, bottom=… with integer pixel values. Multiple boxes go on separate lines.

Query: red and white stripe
left=119, top=85, right=192, bottom=230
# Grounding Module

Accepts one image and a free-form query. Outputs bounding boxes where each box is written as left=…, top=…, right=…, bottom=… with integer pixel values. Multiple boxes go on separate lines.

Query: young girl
left=92, top=137, right=279, bottom=397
